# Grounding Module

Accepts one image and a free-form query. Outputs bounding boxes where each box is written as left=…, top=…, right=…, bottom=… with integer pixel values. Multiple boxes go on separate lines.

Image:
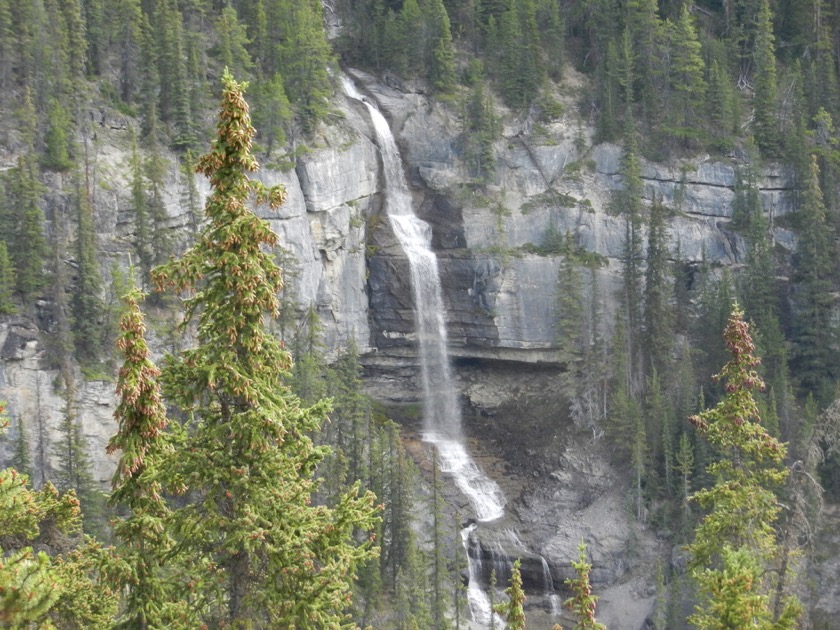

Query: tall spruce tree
left=563, top=542, right=606, bottom=630
left=644, top=195, right=674, bottom=377
left=151, top=71, right=379, bottom=626
left=792, top=155, right=838, bottom=402
left=52, top=367, right=104, bottom=535
left=753, top=0, right=780, bottom=157
left=617, top=111, right=644, bottom=391
left=276, top=0, right=335, bottom=133
left=427, top=0, right=457, bottom=92
left=687, top=307, right=801, bottom=629
left=664, top=6, right=706, bottom=146
left=494, top=558, right=526, bottom=629
left=107, top=289, right=183, bottom=629
left=0, top=240, right=16, bottom=315
left=72, top=180, right=104, bottom=365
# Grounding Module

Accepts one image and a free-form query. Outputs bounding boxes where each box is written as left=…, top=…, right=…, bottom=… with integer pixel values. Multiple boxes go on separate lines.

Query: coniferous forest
left=2, top=0, right=840, bottom=628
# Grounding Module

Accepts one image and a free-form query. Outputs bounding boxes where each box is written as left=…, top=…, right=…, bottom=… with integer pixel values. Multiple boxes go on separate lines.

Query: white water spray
left=343, top=75, right=506, bottom=625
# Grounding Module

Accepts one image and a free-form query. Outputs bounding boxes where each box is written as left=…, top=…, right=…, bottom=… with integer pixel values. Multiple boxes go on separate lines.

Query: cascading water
left=342, top=75, right=506, bottom=625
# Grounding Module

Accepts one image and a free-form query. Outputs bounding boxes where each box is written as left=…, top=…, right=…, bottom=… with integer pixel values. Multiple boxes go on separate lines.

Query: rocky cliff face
left=357, top=69, right=794, bottom=369
left=1, top=68, right=830, bottom=629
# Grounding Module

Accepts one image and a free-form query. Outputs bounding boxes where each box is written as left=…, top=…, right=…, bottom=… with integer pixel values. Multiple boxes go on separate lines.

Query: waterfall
left=343, top=75, right=506, bottom=626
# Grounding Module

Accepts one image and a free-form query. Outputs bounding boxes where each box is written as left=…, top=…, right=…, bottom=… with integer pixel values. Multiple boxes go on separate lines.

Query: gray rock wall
left=353, top=71, right=794, bottom=366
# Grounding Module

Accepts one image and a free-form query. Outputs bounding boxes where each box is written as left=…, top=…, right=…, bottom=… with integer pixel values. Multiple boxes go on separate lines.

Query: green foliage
left=430, top=452, right=450, bottom=630
left=662, top=6, right=705, bottom=146
left=107, top=289, right=183, bottom=628
left=214, top=6, right=253, bottom=80
left=150, top=71, right=379, bottom=626
left=496, top=0, right=544, bottom=109
left=687, top=307, right=801, bottom=629
left=52, top=368, right=106, bottom=536
left=42, top=99, right=74, bottom=171
left=427, top=0, right=457, bottom=93
left=463, top=78, right=500, bottom=181
left=1, top=151, right=48, bottom=307
left=274, top=0, right=335, bottom=133
left=616, top=117, right=644, bottom=392
left=72, top=181, right=104, bottom=365
left=753, top=0, right=780, bottom=157
left=791, top=155, right=838, bottom=403
left=707, top=57, right=736, bottom=153
left=0, top=402, right=119, bottom=627
left=252, top=72, right=293, bottom=158
left=644, top=196, right=674, bottom=376
left=0, top=240, right=16, bottom=314
left=494, top=558, right=526, bottom=629
left=563, top=542, right=607, bottom=630
left=152, top=0, right=195, bottom=149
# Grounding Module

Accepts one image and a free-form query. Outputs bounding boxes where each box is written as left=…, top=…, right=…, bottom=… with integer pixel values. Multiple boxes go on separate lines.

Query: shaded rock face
left=356, top=69, right=794, bottom=369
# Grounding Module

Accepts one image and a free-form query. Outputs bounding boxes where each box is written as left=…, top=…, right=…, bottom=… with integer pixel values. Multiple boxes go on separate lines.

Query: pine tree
left=291, top=306, right=329, bottom=405
left=2, top=153, right=48, bottom=307
left=616, top=112, right=644, bottom=392
left=58, top=0, right=86, bottom=83
left=395, top=0, right=425, bottom=76
left=154, top=0, right=194, bottom=149
left=430, top=452, right=450, bottom=630
left=596, top=38, right=621, bottom=142
left=607, top=313, right=647, bottom=520
left=464, top=77, right=499, bottom=181
left=276, top=0, right=335, bottom=133
left=179, top=150, right=202, bottom=232
left=107, top=289, right=187, bottom=628
left=564, top=542, right=606, bottom=630
left=137, top=10, right=160, bottom=138
left=707, top=58, right=736, bottom=152
left=72, top=181, right=104, bottom=365
left=735, top=166, right=791, bottom=427
left=1, top=405, right=119, bottom=627
left=664, top=6, right=706, bottom=146
left=394, top=531, right=433, bottom=629
left=129, top=131, right=153, bottom=275
left=646, top=369, right=671, bottom=497
left=557, top=253, right=585, bottom=400
left=216, top=6, right=253, bottom=80
left=151, top=71, right=379, bottom=626
left=674, top=431, right=694, bottom=529
left=0, top=0, right=11, bottom=93
left=251, top=72, right=293, bottom=158
left=427, top=0, right=457, bottom=92
left=687, top=307, right=802, bottom=629
left=537, top=0, right=564, bottom=80
left=42, top=99, right=74, bottom=171
left=753, top=0, right=780, bottom=157
left=116, top=0, right=144, bottom=103
left=497, top=0, right=543, bottom=109
left=143, top=133, right=173, bottom=268
left=792, top=155, right=838, bottom=403
left=644, top=196, right=674, bottom=376
left=493, top=558, right=526, bottom=629
left=331, top=340, right=369, bottom=485
left=0, top=241, right=16, bottom=314
left=82, top=0, right=105, bottom=75
left=52, top=368, right=104, bottom=535
left=624, top=0, right=661, bottom=128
